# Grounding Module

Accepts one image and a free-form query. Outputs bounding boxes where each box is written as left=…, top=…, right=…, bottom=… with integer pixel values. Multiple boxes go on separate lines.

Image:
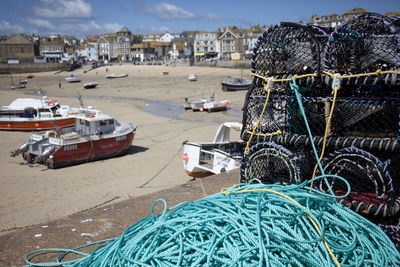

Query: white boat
left=83, top=82, right=98, bottom=89
left=190, top=98, right=212, bottom=111
left=188, top=74, right=198, bottom=81
left=202, top=99, right=231, bottom=112
left=0, top=97, right=77, bottom=130
left=106, top=73, right=128, bottom=79
left=65, top=75, right=82, bottom=83
left=182, top=122, right=244, bottom=178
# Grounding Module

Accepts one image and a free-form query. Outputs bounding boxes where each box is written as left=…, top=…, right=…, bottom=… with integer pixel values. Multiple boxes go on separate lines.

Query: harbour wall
left=0, top=63, right=66, bottom=74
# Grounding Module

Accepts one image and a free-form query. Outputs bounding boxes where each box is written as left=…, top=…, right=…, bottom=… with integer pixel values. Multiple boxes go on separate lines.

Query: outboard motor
left=10, top=143, right=28, bottom=157
left=33, top=147, right=53, bottom=164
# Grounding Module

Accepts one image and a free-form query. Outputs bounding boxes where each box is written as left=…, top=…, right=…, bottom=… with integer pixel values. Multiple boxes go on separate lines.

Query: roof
left=118, top=26, right=131, bottom=33
left=3, top=34, right=33, bottom=45
left=344, top=8, right=367, bottom=14
left=385, top=12, right=400, bottom=16
left=75, top=110, right=112, bottom=121
left=7, top=98, right=58, bottom=110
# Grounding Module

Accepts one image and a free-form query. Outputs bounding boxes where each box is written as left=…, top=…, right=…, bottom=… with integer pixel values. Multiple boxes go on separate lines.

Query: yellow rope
left=251, top=69, right=400, bottom=83
left=310, top=86, right=338, bottom=189
left=221, top=187, right=341, bottom=267
left=243, top=81, right=272, bottom=155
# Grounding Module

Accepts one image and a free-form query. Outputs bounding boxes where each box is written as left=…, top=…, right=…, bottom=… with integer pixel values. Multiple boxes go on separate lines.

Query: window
left=100, top=121, right=107, bottom=126
left=20, top=47, right=24, bottom=53
left=9, top=47, right=13, bottom=53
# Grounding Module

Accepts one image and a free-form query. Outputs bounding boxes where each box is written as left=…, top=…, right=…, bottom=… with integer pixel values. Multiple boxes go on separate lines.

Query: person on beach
left=58, top=81, right=61, bottom=89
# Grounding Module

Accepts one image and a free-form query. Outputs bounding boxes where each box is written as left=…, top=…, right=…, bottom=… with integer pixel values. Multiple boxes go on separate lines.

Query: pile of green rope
left=26, top=179, right=400, bottom=266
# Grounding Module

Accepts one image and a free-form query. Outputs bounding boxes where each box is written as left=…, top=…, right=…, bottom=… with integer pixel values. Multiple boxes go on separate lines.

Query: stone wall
left=0, top=63, right=66, bottom=74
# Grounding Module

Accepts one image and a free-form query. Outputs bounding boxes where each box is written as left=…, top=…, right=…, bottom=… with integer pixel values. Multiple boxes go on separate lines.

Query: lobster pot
left=241, top=81, right=290, bottom=141
left=287, top=96, right=400, bottom=139
left=323, top=13, right=400, bottom=85
left=251, top=22, right=331, bottom=83
left=241, top=138, right=400, bottom=218
left=331, top=99, right=400, bottom=138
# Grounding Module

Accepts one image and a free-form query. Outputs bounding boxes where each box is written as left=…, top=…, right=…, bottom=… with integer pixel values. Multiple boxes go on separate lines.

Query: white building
left=97, top=36, right=114, bottom=61
left=193, top=31, right=219, bottom=58
left=160, top=32, right=174, bottom=42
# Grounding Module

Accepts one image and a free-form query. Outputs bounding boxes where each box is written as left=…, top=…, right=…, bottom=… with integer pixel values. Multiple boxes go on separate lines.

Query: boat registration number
left=116, top=136, right=127, bottom=141
left=64, top=144, right=78, bottom=151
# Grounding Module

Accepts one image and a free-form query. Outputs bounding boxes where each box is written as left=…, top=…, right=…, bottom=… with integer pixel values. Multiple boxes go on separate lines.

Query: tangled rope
left=26, top=179, right=400, bottom=266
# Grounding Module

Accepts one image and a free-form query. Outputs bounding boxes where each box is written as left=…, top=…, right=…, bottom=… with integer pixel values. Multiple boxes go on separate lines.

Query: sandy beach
left=0, top=64, right=249, bottom=233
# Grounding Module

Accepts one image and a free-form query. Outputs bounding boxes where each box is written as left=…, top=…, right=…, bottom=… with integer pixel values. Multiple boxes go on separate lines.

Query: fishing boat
left=188, top=74, right=198, bottom=81
left=106, top=73, right=128, bottom=79
left=190, top=97, right=213, bottom=111
left=202, top=99, right=231, bottom=112
left=182, top=122, right=244, bottom=178
left=185, top=95, right=230, bottom=112
left=83, top=82, right=98, bottom=89
left=65, top=75, right=82, bottom=83
left=11, top=110, right=137, bottom=168
left=221, top=76, right=252, bottom=91
left=0, top=97, right=77, bottom=131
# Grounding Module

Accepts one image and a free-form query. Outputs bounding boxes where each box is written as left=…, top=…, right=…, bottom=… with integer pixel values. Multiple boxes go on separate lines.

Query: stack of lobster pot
left=240, top=13, right=400, bottom=249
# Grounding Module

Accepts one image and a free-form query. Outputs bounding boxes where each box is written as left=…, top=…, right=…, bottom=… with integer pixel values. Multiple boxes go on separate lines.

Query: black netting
left=240, top=14, right=400, bottom=221
left=323, top=13, right=400, bottom=77
left=251, top=22, right=331, bottom=80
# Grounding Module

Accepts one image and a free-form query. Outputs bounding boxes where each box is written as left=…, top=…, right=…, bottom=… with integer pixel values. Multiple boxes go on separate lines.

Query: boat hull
left=0, top=118, right=75, bottom=131
left=26, top=132, right=134, bottom=168
left=221, top=82, right=252, bottom=91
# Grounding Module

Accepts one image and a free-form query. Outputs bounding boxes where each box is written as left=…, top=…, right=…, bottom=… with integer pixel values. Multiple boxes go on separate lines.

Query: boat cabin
left=0, top=98, right=72, bottom=118
left=74, top=112, right=117, bottom=136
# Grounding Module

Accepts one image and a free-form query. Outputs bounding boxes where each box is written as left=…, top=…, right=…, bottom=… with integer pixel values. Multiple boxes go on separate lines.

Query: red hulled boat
left=11, top=110, right=137, bottom=168
left=0, top=97, right=77, bottom=131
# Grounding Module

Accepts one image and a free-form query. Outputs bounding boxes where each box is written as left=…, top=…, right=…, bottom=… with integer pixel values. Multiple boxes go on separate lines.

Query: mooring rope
left=25, top=178, right=400, bottom=266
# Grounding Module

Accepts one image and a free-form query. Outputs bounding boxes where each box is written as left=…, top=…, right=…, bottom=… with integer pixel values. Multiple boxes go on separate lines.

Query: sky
left=0, top=0, right=399, bottom=37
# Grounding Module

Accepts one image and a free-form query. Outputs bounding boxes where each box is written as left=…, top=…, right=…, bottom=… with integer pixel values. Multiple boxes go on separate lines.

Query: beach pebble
left=34, top=234, right=42, bottom=238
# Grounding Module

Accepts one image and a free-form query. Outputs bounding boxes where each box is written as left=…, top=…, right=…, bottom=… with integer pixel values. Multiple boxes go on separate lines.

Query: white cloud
left=0, top=20, right=25, bottom=33
left=144, top=2, right=196, bottom=20
left=27, top=18, right=55, bottom=30
left=205, top=13, right=224, bottom=22
left=34, top=0, right=95, bottom=19
left=55, top=21, right=123, bottom=35
left=138, top=25, right=170, bottom=34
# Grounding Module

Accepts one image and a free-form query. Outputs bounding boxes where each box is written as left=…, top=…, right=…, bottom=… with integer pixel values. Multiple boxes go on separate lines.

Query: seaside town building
left=39, top=36, right=65, bottom=62
left=0, top=34, right=35, bottom=63
left=310, top=7, right=367, bottom=27
left=193, top=31, right=219, bottom=59
left=97, top=35, right=114, bottom=61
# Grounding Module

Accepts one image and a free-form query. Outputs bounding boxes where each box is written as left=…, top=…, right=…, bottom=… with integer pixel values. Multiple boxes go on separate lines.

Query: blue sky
left=0, top=0, right=399, bottom=37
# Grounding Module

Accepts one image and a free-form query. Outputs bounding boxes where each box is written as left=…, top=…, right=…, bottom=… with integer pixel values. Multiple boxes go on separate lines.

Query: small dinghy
left=188, top=74, right=198, bottom=81
left=65, top=75, right=81, bottom=83
left=83, top=82, right=98, bottom=89
left=182, top=122, right=244, bottom=178
left=221, top=76, right=252, bottom=91
left=106, top=73, right=128, bottom=79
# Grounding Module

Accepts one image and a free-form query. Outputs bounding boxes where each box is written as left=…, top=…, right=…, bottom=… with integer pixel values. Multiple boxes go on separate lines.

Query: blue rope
left=25, top=180, right=400, bottom=266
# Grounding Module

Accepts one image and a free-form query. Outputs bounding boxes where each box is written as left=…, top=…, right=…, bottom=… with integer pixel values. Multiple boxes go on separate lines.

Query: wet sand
left=0, top=64, right=249, bottom=233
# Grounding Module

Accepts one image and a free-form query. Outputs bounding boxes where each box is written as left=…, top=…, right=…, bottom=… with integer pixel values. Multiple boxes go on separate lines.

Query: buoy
left=85, top=114, right=95, bottom=118
left=35, top=123, right=40, bottom=128
left=181, top=154, right=189, bottom=161
left=7, top=123, right=12, bottom=128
